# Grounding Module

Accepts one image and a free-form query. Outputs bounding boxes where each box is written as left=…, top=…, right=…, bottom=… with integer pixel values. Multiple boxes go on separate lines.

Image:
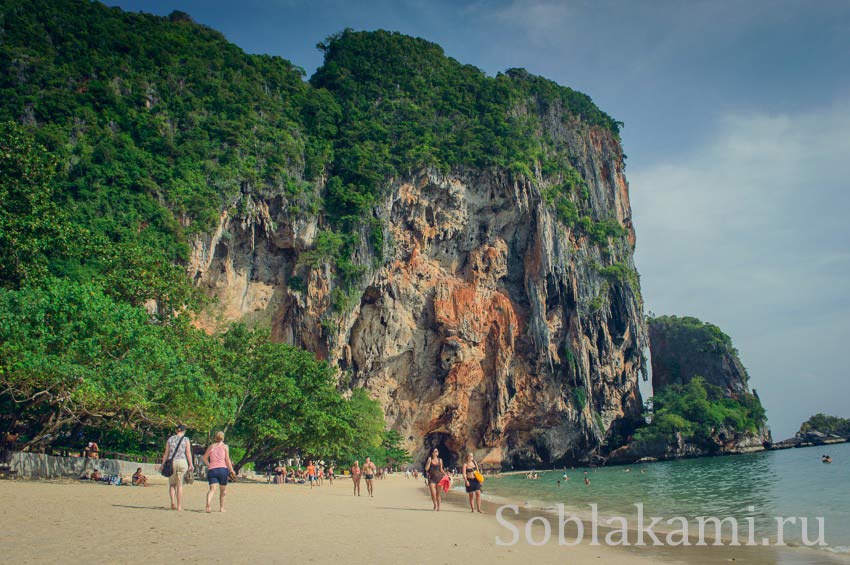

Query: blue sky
left=112, top=0, right=850, bottom=439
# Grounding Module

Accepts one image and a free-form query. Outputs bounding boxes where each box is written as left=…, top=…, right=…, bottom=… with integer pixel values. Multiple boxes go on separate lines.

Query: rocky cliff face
left=188, top=119, right=647, bottom=469
left=649, top=316, right=749, bottom=395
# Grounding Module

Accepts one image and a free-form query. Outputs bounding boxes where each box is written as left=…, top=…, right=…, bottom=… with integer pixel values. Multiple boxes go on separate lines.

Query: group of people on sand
left=77, top=465, right=148, bottom=486
left=79, top=468, right=123, bottom=484
left=272, top=462, right=335, bottom=485
left=425, top=449, right=484, bottom=513
left=159, top=425, right=236, bottom=513
left=304, top=460, right=337, bottom=487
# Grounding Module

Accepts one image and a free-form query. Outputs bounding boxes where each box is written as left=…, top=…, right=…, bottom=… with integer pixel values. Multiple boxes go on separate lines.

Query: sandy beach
left=1, top=476, right=847, bottom=564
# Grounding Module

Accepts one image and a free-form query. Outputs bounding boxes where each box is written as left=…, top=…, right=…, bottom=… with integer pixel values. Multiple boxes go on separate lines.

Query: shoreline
left=489, top=436, right=850, bottom=474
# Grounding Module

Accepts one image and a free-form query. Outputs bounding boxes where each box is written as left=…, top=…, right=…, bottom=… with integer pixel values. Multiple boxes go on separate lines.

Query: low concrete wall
left=9, top=451, right=164, bottom=482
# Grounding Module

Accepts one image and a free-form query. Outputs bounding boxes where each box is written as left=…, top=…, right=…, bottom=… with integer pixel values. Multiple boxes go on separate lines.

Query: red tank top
left=208, top=443, right=227, bottom=470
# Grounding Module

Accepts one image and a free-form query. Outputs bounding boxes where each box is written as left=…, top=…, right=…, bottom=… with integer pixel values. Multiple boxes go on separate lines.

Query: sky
left=111, top=0, right=850, bottom=439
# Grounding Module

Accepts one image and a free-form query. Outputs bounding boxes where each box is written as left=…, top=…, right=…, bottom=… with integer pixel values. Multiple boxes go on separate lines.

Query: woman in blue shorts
left=203, top=431, right=235, bottom=513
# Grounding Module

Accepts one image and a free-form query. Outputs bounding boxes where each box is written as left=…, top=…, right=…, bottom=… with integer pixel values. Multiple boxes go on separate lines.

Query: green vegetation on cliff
left=649, top=315, right=737, bottom=355
left=313, top=29, right=619, bottom=227
left=634, top=377, right=767, bottom=448
left=1, top=1, right=623, bottom=284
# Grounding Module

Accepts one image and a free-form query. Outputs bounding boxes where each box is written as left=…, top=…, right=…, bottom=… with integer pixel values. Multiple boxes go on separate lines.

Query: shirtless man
left=363, top=457, right=377, bottom=498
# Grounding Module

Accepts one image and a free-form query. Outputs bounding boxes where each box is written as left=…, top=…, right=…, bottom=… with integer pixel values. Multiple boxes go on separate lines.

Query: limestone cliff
left=188, top=119, right=647, bottom=469
left=649, top=315, right=750, bottom=395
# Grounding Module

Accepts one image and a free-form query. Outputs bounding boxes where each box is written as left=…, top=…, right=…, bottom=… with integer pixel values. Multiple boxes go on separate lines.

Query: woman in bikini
left=462, top=452, right=482, bottom=513
left=350, top=460, right=362, bottom=496
left=425, top=448, right=445, bottom=511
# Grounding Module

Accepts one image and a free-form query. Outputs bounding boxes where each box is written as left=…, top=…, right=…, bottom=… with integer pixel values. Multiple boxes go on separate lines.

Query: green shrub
left=573, top=386, right=587, bottom=411
left=633, top=377, right=767, bottom=446
left=288, top=275, right=305, bottom=293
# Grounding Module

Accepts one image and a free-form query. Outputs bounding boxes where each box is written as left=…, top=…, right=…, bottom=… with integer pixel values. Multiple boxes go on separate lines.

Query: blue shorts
left=207, top=467, right=229, bottom=485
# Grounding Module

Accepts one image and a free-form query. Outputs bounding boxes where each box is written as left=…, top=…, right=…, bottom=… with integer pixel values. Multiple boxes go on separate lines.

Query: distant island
left=769, top=413, right=850, bottom=449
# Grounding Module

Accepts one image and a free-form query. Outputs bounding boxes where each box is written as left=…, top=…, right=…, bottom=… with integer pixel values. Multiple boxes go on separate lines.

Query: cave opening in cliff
left=423, top=432, right=459, bottom=470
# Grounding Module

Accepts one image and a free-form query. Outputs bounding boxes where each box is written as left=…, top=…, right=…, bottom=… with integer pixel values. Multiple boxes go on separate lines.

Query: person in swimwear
left=132, top=467, right=148, bottom=487
left=425, top=448, right=445, bottom=511
left=350, top=460, right=362, bottom=496
left=363, top=457, right=377, bottom=497
left=462, top=452, right=483, bottom=513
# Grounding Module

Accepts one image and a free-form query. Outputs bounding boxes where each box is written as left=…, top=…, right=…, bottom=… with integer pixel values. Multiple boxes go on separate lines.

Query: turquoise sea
left=473, top=442, right=850, bottom=554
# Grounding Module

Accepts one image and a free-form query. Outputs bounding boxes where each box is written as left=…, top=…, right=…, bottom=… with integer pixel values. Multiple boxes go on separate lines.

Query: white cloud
left=479, top=0, right=575, bottom=48
left=631, top=99, right=850, bottom=438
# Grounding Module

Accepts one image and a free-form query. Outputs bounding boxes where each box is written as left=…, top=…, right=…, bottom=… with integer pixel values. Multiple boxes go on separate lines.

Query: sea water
left=476, top=442, right=850, bottom=553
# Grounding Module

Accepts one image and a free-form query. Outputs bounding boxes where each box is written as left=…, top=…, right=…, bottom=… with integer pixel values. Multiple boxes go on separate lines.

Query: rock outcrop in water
left=608, top=316, right=771, bottom=464
left=189, top=126, right=647, bottom=469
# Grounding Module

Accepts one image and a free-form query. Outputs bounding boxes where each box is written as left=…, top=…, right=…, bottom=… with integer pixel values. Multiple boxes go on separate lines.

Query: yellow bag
left=473, top=470, right=485, bottom=483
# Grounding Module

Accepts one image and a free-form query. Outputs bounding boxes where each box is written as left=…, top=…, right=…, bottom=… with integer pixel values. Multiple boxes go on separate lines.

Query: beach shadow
left=376, top=506, right=466, bottom=513
left=112, top=504, right=206, bottom=514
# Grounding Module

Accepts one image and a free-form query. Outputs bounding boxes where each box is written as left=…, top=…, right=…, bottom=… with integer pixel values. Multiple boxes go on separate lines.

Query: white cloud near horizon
left=631, top=99, right=850, bottom=439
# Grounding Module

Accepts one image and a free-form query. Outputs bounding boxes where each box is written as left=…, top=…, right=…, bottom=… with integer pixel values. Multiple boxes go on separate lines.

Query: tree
left=0, top=280, right=220, bottom=450
left=0, top=122, right=68, bottom=289
left=216, top=325, right=370, bottom=471
left=373, top=429, right=412, bottom=469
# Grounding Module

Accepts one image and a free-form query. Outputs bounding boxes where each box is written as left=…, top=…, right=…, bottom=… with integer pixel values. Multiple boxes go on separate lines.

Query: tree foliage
left=0, top=280, right=221, bottom=448
left=633, top=377, right=767, bottom=448
left=0, top=122, right=68, bottom=288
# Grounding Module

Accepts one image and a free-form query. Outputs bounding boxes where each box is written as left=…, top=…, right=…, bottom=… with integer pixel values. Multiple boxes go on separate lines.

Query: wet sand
left=1, top=476, right=846, bottom=564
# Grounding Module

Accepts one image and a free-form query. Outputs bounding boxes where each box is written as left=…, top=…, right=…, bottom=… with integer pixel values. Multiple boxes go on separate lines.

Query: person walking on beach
left=161, top=424, right=193, bottom=511
left=328, top=464, right=334, bottom=485
left=351, top=460, right=362, bottom=496
left=202, top=431, right=235, bottom=513
left=425, top=448, right=445, bottom=511
left=363, top=457, right=377, bottom=497
left=462, top=452, right=483, bottom=513
left=306, top=460, right=316, bottom=489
